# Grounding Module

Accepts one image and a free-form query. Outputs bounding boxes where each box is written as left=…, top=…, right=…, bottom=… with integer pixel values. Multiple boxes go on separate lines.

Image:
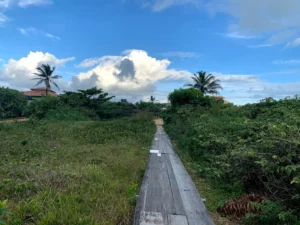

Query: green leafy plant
left=0, top=87, right=27, bottom=119
left=163, top=96, right=300, bottom=223
left=168, top=88, right=212, bottom=108
left=0, top=200, right=8, bottom=224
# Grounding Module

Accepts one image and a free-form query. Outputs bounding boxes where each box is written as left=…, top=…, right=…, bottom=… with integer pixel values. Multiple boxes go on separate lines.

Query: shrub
left=24, top=96, right=62, bottom=119
left=168, top=88, right=212, bottom=108
left=0, top=87, right=27, bottom=119
left=136, top=101, right=162, bottom=114
left=44, top=108, right=90, bottom=121
left=0, top=200, right=7, bottom=224
left=96, top=102, right=137, bottom=119
left=163, top=96, right=300, bottom=223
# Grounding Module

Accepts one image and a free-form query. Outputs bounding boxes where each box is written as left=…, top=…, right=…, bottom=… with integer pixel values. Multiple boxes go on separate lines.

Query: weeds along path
left=134, top=119, right=214, bottom=225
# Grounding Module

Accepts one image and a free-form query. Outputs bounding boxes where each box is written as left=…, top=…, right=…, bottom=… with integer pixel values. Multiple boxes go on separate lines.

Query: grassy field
left=0, top=114, right=156, bottom=225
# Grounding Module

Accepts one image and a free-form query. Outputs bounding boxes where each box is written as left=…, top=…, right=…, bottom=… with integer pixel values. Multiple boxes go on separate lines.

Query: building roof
left=213, top=96, right=224, bottom=100
left=213, top=96, right=230, bottom=104
left=23, top=88, right=58, bottom=97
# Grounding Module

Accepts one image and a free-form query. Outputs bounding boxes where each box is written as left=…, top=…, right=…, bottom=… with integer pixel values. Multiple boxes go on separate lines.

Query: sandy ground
left=154, top=118, right=164, bottom=126
left=0, top=118, right=29, bottom=123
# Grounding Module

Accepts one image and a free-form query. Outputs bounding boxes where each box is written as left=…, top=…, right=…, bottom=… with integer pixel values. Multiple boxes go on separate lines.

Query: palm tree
left=31, top=64, right=61, bottom=96
left=185, top=71, right=222, bottom=95
left=149, top=95, right=156, bottom=103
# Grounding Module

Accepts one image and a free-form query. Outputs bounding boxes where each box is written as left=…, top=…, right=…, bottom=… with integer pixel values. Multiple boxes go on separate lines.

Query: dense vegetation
left=0, top=86, right=164, bottom=121
left=163, top=89, right=300, bottom=224
left=0, top=87, right=27, bottom=119
left=0, top=114, right=156, bottom=224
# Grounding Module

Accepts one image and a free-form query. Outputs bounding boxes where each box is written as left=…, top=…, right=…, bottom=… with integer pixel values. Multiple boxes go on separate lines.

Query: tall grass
left=0, top=113, right=156, bottom=225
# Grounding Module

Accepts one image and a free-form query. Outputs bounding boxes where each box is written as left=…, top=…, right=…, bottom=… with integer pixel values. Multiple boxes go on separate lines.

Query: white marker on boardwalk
left=150, top=150, right=159, bottom=154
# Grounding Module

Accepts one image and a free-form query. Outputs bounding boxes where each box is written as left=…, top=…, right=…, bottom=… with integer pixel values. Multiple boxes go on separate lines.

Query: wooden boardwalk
left=133, top=125, right=215, bottom=225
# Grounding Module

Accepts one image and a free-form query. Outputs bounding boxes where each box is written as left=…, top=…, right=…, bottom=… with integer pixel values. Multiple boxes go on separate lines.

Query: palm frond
left=51, top=80, right=60, bottom=90
left=205, top=74, right=217, bottom=83
left=32, top=64, right=61, bottom=93
left=34, top=79, right=44, bottom=87
left=187, top=70, right=223, bottom=94
left=33, top=73, right=47, bottom=78
left=36, top=67, right=46, bottom=75
left=51, top=75, right=62, bottom=79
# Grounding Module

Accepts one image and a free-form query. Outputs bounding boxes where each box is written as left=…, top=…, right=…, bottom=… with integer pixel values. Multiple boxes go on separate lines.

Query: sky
left=0, top=0, right=300, bottom=104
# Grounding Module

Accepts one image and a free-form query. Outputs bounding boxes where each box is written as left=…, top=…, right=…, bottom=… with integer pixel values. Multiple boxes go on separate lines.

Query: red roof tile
left=23, top=88, right=58, bottom=97
left=213, top=96, right=224, bottom=100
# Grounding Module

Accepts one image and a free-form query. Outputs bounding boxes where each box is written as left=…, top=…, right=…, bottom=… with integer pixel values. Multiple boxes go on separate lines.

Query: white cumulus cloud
left=71, top=49, right=192, bottom=99
left=77, top=58, right=104, bottom=68
left=0, top=51, right=75, bottom=89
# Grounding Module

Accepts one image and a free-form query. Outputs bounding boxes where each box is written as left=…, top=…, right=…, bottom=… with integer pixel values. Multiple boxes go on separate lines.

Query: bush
left=0, top=87, right=27, bottom=119
left=168, top=88, right=212, bottom=108
left=96, top=102, right=137, bottom=119
left=136, top=101, right=162, bottom=114
left=24, top=96, right=62, bottom=119
left=163, top=96, right=300, bottom=224
left=44, top=108, right=90, bottom=121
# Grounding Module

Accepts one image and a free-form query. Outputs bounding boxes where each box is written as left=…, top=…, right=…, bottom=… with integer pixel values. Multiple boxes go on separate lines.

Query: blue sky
left=0, top=0, right=300, bottom=104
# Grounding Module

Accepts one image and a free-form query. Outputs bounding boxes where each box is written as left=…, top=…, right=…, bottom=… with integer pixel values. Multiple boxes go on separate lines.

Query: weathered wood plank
left=167, top=215, right=188, bottom=225
left=134, top=125, right=215, bottom=225
left=139, top=211, right=164, bottom=225
left=164, top=155, right=186, bottom=215
left=168, top=153, right=215, bottom=225
left=145, top=154, right=175, bottom=214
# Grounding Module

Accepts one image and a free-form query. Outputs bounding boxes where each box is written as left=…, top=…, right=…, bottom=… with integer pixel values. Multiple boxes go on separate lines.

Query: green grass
left=0, top=114, right=156, bottom=225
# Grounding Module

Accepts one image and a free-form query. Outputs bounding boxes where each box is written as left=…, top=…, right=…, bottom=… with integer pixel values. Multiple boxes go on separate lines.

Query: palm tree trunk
left=45, top=80, right=50, bottom=96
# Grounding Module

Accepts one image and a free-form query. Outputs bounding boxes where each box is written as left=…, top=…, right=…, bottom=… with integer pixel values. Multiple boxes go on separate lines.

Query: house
left=23, top=88, right=58, bottom=100
left=213, top=96, right=230, bottom=104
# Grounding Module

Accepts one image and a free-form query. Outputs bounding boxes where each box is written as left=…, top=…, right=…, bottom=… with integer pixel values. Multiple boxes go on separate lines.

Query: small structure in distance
left=23, top=88, right=58, bottom=100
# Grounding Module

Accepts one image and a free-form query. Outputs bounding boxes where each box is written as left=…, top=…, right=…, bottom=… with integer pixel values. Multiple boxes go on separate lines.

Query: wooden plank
left=168, top=153, right=215, bottom=225
left=167, top=214, right=188, bottom=225
left=140, top=211, right=164, bottom=225
left=134, top=154, right=152, bottom=225
left=144, top=154, right=175, bottom=214
left=134, top=125, right=215, bottom=225
left=164, top=155, right=186, bottom=215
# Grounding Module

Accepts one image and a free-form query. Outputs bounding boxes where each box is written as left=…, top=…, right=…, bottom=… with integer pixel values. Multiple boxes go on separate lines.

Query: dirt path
left=0, top=118, right=29, bottom=123
left=154, top=118, right=164, bottom=126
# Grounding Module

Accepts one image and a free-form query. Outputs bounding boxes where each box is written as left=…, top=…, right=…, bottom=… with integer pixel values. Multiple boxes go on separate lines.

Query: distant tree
left=32, top=64, right=61, bottom=95
left=149, top=96, right=156, bottom=103
left=185, top=71, right=222, bottom=95
left=168, top=88, right=211, bottom=108
left=61, top=87, right=114, bottom=109
left=77, top=87, right=114, bottom=102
